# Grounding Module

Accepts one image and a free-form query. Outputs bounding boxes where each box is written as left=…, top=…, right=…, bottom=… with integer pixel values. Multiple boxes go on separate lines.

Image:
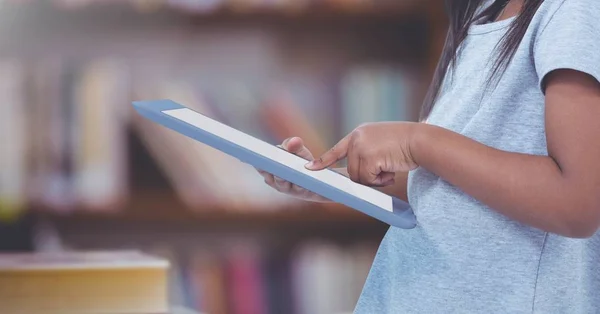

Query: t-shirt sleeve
left=534, top=0, right=600, bottom=93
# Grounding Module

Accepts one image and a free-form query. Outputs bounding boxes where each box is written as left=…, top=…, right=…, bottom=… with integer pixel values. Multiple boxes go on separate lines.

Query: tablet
left=132, top=100, right=417, bottom=229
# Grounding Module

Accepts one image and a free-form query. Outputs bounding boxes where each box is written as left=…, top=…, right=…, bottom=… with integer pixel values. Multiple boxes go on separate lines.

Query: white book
left=73, top=59, right=130, bottom=210
left=158, top=81, right=246, bottom=207
left=131, top=81, right=221, bottom=207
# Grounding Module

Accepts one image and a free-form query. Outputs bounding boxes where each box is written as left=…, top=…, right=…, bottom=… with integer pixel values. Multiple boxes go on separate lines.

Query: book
left=0, top=59, right=27, bottom=221
left=189, top=249, right=229, bottom=314
left=340, top=65, right=413, bottom=135
left=225, top=242, right=268, bottom=314
left=158, top=81, right=252, bottom=209
left=147, top=246, right=188, bottom=309
left=262, top=250, right=294, bottom=314
left=73, top=59, right=130, bottom=211
left=28, top=59, right=75, bottom=213
left=259, top=89, right=329, bottom=158
left=131, top=79, right=222, bottom=207
left=290, top=241, right=347, bottom=314
left=0, top=250, right=170, bottom=314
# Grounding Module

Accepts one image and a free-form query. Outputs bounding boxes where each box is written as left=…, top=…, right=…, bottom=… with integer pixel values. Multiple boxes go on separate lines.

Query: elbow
left=564, top=222, right=599, bottom=239
left=561, top=205, right=600, bottom=239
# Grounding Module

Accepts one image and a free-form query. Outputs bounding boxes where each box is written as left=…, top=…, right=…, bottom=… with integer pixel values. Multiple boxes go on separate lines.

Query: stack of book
left=0, top=250, right=173, bottom=314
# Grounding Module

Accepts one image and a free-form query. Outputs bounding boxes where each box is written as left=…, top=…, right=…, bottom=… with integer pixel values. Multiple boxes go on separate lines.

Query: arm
left=411, top=70, right=600, bottom=238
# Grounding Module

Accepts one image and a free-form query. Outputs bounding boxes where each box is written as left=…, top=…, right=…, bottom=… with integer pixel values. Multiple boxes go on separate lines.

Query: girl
left=257, top=0, right=600, bottom=313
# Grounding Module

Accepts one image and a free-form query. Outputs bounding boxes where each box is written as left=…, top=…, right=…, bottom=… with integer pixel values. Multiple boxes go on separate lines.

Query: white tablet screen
left=162, top=108, right=394, bottom=213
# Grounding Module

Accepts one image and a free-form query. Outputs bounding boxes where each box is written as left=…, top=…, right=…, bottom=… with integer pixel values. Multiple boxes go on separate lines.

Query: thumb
left=306, top=136, right=350, bottom=170
left=282, top=137, right=314, bottom=161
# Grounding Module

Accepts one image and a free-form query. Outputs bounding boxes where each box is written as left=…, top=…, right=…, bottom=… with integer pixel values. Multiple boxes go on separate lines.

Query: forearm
left=412, top=124, right=599, bottom=238
left=335, top=168, right=408, bottom=201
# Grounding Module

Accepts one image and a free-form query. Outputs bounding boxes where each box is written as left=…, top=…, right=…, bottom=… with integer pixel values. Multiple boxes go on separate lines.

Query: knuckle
left=316, top=156, right=324, bottom=165
left=328, top=146, right=337, bottom=156
left=364, top=149, right=377, bottom=158
left=351, top=128, right=366, bottom=141
left=281, top=184, right=292, bottom=193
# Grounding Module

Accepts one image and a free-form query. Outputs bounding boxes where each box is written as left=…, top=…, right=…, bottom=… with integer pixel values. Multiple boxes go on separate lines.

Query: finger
left=263, top=172, right=275, bottom=186
left=369, top=171, right=395, bottom=186
left=274, top=176, right=293, bottom=192
left=291, top=183, right=310, bottom=196
left=255, top=168, right=273, bottom=180
left=283, top=137, right=314, bottom=161
left=306, top=136, right=350, bottom=170
left=347, top=143, right=360, bottom=182
left=383, top=177, right=396, bottom=186
left=379, top=177, right=396, bottom=187
left=359, top=157, right=382, bottom=185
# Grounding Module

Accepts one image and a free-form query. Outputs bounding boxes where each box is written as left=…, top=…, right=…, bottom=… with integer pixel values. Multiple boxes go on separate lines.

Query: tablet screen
left=162, top=107, right=394, bottom=213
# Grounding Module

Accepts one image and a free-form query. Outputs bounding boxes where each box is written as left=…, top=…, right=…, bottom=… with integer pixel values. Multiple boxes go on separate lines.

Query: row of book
left=30, top=212, right=380, bottom=314
left=149, top=240, right=378, bottom=314
left=8, top=230, right=380, bottom=314
left=22, top=0, right=407, bottom=15
left=0, top=57, right=415, bottom=219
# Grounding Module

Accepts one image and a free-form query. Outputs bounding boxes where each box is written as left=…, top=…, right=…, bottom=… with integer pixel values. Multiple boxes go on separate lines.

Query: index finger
left=305, top=136, right=350, bottom=170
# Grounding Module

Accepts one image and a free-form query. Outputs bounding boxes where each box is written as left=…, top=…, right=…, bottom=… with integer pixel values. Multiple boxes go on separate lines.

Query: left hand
left=306, top=122, right=421, bottom=186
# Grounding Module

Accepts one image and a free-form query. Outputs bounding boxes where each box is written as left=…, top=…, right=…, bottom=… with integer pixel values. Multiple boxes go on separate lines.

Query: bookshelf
left=33, top=190, right=387, bottom=238
left=0, top=1, right=448, bottom=313
left=35, top=195, right=383, bottom=227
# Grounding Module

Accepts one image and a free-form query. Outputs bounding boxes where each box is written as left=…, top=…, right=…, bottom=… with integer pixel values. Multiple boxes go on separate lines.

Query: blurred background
left=0, top=0, right=447, bottom=313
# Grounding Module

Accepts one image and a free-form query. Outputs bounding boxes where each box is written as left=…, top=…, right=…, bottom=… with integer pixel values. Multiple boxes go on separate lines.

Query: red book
left=226, top=246, right=267, bottom=314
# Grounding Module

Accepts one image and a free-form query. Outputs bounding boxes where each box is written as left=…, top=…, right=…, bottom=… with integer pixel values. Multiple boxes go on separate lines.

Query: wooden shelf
left=1, top=0, right=439, bottom=28
left=32, top=191, right=384, bottom=228
left=15, top=0, right=431, bottom=17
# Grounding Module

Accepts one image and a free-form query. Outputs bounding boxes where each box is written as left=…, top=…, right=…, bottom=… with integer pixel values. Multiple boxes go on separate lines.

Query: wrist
left=408, top=122, right=432, bottom=166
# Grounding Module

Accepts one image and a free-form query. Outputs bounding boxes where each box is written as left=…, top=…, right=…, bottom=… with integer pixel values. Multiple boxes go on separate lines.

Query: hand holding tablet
left=256, top=137, right=334, bottom=203
left=132, top=100, right=417, bottom=229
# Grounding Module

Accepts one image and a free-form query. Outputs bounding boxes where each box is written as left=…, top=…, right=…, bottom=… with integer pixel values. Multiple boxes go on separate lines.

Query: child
left=257, top=0, right=600, bottom=312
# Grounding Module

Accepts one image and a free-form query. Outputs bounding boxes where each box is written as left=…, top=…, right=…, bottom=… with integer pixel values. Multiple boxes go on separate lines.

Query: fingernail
left=282, top=137, right=292, bottom=148
left=306, top=161, right=315, bottom=168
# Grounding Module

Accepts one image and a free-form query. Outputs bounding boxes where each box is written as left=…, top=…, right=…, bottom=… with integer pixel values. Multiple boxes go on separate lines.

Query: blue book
left=132, top=100, right=417, bottom=229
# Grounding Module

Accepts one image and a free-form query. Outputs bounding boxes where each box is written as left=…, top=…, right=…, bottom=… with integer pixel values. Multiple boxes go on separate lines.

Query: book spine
left=73, top=59, right=130, bottom=211
left=0, top=59, right=27, bottom=221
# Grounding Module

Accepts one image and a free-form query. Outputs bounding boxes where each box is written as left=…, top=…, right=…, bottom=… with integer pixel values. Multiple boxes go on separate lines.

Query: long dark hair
left=420, top=0, right=544, bottom=120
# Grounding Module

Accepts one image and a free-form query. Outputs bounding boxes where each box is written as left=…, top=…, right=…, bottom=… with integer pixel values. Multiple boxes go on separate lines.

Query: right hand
left=256, top=137, right=330, bottom=203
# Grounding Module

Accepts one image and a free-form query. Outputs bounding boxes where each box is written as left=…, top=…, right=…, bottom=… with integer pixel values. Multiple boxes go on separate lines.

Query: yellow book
left=0, top=250, right=170, bottom=314
left=0, top=59, right=27, bottom=221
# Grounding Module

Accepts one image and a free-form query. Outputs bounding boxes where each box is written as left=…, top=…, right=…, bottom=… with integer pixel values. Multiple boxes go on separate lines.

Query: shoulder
left=532, top=0, right=600, bottom=31
left=531, top=0, right=600, bottom=92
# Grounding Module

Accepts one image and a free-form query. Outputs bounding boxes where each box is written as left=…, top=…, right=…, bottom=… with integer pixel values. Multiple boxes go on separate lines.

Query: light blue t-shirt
left=355, top=1, right=600, bottom=313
